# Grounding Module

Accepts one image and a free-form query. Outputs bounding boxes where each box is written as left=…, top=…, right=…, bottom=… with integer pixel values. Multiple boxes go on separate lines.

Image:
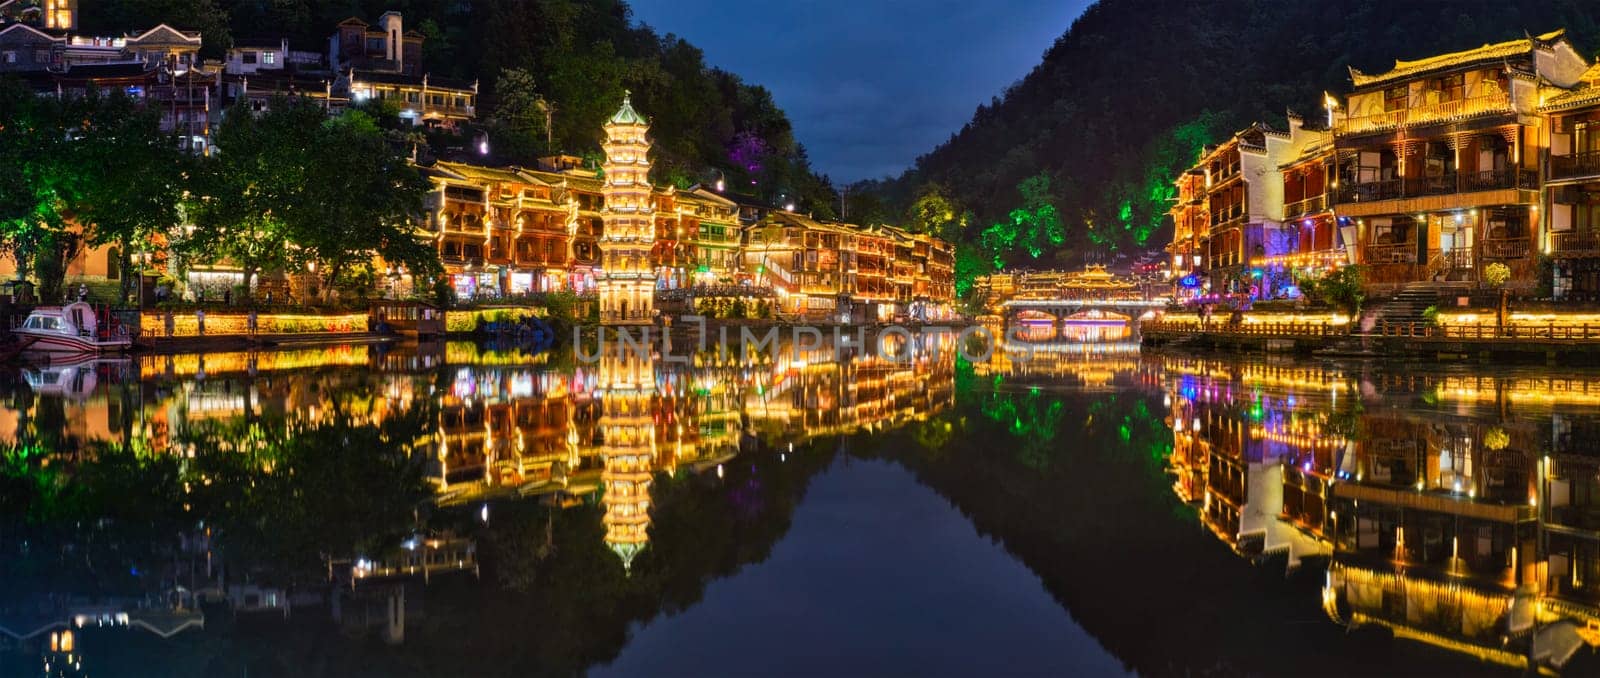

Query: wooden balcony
left=1336, top=93, right=1512, bottom=136
left=1283, top=194, right=1327, bottom=217
left=1364, top=242, right=1417, bottom=265
left=1334, top=168, right=1536, bottom=204
left=1209, top=205, right=1244, bottom=231
left=1479, top=237, right=1531, bottom=260
left=1553, top=230, right=1600, bottom=257
left=1551, top=150, right=1600, bottom=181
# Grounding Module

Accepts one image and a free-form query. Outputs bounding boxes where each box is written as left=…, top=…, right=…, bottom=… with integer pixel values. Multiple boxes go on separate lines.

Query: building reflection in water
left=0, top=336, right=959, bottom=561
left=1154, top=356, right=1600, bottom=671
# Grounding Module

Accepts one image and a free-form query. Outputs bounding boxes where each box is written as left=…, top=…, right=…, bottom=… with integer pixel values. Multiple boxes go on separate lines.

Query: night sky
left=628, top=0, right=1092, bottom=183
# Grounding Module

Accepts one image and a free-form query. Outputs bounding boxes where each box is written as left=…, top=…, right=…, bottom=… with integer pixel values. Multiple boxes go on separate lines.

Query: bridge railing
left=1141, top=320, right=1338, bottom=338
left=1378, top=321, right=1600, bottom=341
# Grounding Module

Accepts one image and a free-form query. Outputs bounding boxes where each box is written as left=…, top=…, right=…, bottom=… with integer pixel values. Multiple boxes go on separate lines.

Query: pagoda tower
left=597, top=91, right=656, bottom=324
left=599, top=343, right=658, bottom=570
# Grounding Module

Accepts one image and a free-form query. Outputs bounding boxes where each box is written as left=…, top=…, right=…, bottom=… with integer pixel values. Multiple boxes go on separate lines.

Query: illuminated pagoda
left=599, top=344, right=658, bottom=569
left=597, top=91, right=656, bottom=324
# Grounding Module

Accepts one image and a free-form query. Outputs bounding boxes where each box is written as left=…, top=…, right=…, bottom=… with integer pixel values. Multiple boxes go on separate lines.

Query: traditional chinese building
left=1167, top=167, right=1207, bottom=294
left=1542, top=62, right=1600, bottom=299
left=1331, top=31, right=1587, bottom=293
left=597, top=92, right=656, bottom=324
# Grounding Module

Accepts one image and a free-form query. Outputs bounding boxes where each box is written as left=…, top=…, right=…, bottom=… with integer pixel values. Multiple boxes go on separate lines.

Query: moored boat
left=13, top=302, right=134, bottom=354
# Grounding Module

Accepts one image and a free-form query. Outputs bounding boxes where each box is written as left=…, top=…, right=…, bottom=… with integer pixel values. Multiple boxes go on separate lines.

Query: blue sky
left=629, top=0, right=1093, bottom=183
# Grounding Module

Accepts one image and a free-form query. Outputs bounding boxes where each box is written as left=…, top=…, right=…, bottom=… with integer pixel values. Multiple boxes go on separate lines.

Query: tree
left=0, top=82, right=78, bottom=299
left=1310, top=265, right=1367, bottom=324
left=491, top=67, right=551, bottom=161
left=288, top=109, right=437, bottom=300
left=180, top=98, right=315, bottom=296
left=0, top=84, right=182, bottom=302
left=904, top=183, right=970, bottom=242
left=977, top=173, right=1065, bottom=268
left=73, top=93, right=186, bottom=304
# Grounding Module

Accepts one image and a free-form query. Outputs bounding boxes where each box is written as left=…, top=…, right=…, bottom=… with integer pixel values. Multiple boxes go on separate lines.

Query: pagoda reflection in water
left=1154, top=356, right=1600, bottom=671
left=2, top=338, right=959, bottom=569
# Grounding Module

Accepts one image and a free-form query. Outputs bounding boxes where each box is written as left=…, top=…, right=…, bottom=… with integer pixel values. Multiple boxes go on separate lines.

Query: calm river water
left=2, top=328, right=1598, bottom=676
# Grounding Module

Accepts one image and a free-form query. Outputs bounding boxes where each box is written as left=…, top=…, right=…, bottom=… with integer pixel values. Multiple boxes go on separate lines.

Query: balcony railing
left=1209, top=205, right=1244, bottom=228
left=1364, top=242, right=1417, bottom=265
left=1334, top=168, right=1536, bottom=204
left=1553, top=230, right=1600, bottom=256
left=1336, top=93, right=1512, bottom=136
left=1283, top=194, right=1327, bottom=216
left=1551, top=150, right=1600, bottom=181
left=1480, top=237, right=1531, bottom=260
left=1434, top=248, right=1473, bottom=271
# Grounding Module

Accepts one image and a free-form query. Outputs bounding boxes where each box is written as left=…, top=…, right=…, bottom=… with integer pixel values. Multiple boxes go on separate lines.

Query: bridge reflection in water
left=1154, top=355, right=1600, bottom=672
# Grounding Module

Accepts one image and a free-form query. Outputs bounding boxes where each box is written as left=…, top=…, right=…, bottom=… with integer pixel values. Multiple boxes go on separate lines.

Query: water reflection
left=0, top=337, right=959, bottom=676
left=1154, top=355, right=1600, bottom=672
left=13, top=331, right=1600, bottom=675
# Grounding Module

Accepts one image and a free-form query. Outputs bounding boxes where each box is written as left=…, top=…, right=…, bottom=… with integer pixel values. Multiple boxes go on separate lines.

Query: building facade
left=1331, top=31, right=1586, bottom=293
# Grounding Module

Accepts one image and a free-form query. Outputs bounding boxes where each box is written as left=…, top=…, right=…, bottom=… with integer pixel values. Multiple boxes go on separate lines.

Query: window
left=1384, top=85, right=1407, bottom=112
left=1579, top=202, right=1600, bottom=232
left=242, top=51, right=257, bottom=64
left=263, top=51, right=276, bottom=65
left=1439, top=73, right=1464, bottom=102
left=1, top=52, right=15, bottom=64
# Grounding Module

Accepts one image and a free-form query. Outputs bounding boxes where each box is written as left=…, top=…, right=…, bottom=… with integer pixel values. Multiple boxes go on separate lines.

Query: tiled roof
left=1538, top=62, right=1600, bottom=111
left=58, top=61, right=154, bottom=78
left=1349, top=30, right=1564, bottom=89
left=352, top=69, right=474, bottom=92
left=607, top=91, right=647, bottom=126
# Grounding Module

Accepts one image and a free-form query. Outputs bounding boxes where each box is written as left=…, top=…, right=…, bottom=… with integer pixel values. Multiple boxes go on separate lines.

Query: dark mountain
left=859, top=0, right=1600, bottom=279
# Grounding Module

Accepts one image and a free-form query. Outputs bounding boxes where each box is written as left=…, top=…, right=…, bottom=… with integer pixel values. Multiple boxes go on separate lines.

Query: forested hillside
left=80, top=0, right=839, bottom=216
left=855, top=0, right=1600, bottom=289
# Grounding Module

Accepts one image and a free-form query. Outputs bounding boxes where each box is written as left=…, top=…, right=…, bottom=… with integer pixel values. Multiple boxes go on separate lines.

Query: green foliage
left=974, top=173, right=1063, bottom=269
left=1422, top=305, right=1440, bottom=326
left=1307, top=265, right=1367, bottom=321
left=0, top=83, right=182, bottom=301
left=183, top=97, right=438, bottom=300
left=1482, top=261, right=1511, bottom=288
left=904, top=183, right=970, bottom=242
left=490, top=67, right=551, bottom=162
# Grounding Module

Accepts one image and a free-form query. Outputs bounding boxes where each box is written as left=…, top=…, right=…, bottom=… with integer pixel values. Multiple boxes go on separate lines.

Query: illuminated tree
left=978, top=173, right=1065, bottom=267
left=0, top=82, right=79, bottom=299
left=181, top=98, right=313, bottom=296
left=74, top=94, right=186, bottom=304
left=1308, top=265, right=1367, bottom=323
left=290, top=110, right=437, bottom=300
left=905, top=183, right=971, bottom=242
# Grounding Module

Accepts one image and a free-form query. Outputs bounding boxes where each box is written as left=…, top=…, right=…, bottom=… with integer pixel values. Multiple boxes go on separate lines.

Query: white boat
left=22, top=357, right=132, bottom=399
left=14, top=302, right=134, bottom=354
